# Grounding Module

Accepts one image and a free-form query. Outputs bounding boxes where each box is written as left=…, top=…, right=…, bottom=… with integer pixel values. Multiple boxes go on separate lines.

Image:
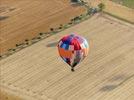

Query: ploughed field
left=0, top=14, right=134, bottom=100
left=0, top=0, right=85, bottom=54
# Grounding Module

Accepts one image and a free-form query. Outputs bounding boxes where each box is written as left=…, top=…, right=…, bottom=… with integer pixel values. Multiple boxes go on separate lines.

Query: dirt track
left=0, top=14, right=134, bottom=100
left=0, top=0, right=86, bottom=54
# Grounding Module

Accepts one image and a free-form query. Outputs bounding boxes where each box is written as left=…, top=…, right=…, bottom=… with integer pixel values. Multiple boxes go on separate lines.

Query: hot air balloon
left=57, top=33, right=89, bottom=72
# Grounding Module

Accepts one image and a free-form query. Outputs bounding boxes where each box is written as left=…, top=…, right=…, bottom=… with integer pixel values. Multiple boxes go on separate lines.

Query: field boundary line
left=103, top=11, right=134, bottom=25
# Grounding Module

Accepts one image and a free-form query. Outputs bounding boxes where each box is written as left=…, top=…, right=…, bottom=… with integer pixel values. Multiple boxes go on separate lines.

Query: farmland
left=0, top=0, right=86, bottom=54
left=112, top=0, right=134, bottom=9
left=0, top=14, right=134, bottom=100
left=85, top=0, right=134, bottom=23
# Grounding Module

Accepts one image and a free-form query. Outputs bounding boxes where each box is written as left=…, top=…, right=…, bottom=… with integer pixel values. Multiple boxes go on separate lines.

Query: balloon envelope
left=57, top=33, right=89, bottom=67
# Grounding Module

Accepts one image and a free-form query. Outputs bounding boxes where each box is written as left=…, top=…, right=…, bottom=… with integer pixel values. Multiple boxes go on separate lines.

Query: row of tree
left=0, top=1, right=105, bottom=59
left=71, top=0, right=105, bottom=12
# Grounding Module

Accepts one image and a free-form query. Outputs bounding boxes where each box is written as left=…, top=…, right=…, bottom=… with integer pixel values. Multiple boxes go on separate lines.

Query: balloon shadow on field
left=46, top=41, right=58, bottom=47
left=99, top=74, right=134, bottom=92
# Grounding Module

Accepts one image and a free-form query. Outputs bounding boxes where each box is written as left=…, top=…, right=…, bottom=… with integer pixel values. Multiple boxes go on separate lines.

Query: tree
left=25, top=39, right=29, bottom=42
left=50, top=28, right=54, bottom=31
left=59, top=24, right=63, bottom=29
left=12, top=49, right=16, bottom=51
left=68, top=22, right=72, bottom=25
left=98, top=3, right=105, bottom=11
left=25, top=39, right=29, bottom=45
left=80, top=14, right=83, bottom=17
left=80, top=0, right=86, bottom=5
left=37, top=37, right=41, bottom=39
left=71, top=0, right=80, bottom=3
left=26, top=42, right=29, bottom=45
left=16, top=44, right=19, bottom=47
left=39, top=33, right=43, bottom=35
left=87, top=8, right=98, bottom=15
left=8, top=49, right=13, bottom=51
left=59, top=27, right=62, bottom=29
left=8, top=48, right=16, bottom=52
left=71, top=18, right=74, bottom=22
left=73, top=16, right=81, bottom=22
left=60, top=24, right=63, bottom=27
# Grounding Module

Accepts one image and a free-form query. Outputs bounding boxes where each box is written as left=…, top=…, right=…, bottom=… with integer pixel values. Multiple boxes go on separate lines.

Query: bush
left=8, top=48, right=16, bottom=52
left=60, top=24, right=63, bottom=27
left=16, top=44, right=19, bottom=47
left=8, top=49, right=12, bottom=51
left=59, top=27, right=62, bottom=29
left=87, top=8, right=98, bottom=15
left=68, top=22, right=72, bottom=25
left=16, top=43, right=24, bottom=47
left=98, top=3, right=105, bottom=11
left=37, top=37, right=41, bottom=39
left=50, top=28, right=54, bottom=31
left=39, top=33, right=43, bottom=35
left=26, top=42, right=29, bottom=45
left=32, top=37, right=36, bottom=40
left=71, top=19, right=74, bottom=22
left=71, top=0, right=81, bottom=3
left=12, top=49, right=16, bottom=51
left=25, top=39, right=29, bottom=42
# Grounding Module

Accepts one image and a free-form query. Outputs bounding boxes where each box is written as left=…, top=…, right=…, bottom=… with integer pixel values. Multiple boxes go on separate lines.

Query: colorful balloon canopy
left=57, top=33, right=89, bottom=69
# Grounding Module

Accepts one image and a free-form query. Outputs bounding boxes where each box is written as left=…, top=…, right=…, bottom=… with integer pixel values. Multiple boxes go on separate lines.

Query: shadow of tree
left=0, top=16, right=9, bottom=21
left=46, top=41, right=58, bottom=47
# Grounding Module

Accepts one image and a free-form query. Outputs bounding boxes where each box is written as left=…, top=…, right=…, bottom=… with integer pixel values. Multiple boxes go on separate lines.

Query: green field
left=112, top=0, right=134, bottom=9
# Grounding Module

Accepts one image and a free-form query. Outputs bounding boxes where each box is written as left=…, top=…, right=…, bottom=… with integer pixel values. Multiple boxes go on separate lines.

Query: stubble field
left=0, top=14, right=134, bottom=100
left=84, top=0, right=134, bottom=23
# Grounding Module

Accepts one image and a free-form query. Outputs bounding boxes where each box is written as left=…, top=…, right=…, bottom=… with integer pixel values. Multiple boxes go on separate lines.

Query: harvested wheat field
left=0, top=0, right=86, bottom=54
left=85, top=0, right=134, bottom=23
left=0, top=14, right=134, bottom=100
